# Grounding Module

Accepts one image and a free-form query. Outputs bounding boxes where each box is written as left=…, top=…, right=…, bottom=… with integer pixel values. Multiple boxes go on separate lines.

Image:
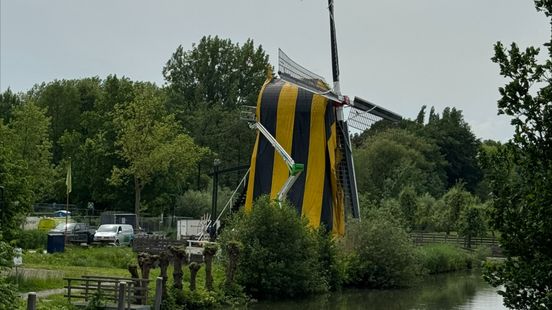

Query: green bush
left=342, top=207, right=419, bottom=288
left=416, top=244, right=474, bottom=274
left=314, top=227, right=346, bottom=290
left=0, top=279, right=18, bottom=310
left=219, top=196, right=328, bottom=298
left=12, top=230, right=48, bottom=250
left=0, top=241, right=17, bottom=310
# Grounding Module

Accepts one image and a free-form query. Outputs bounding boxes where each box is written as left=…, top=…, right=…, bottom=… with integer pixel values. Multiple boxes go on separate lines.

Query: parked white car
left=93, top=224, right=134, bottom=246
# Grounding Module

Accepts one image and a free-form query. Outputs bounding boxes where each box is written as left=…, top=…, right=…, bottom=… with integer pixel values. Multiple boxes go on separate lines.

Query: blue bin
left=47, top=233, right=65, bottom=253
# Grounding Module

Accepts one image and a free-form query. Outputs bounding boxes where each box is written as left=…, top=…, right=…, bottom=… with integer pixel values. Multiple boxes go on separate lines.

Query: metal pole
left=153, top=277, right=163, bottom=310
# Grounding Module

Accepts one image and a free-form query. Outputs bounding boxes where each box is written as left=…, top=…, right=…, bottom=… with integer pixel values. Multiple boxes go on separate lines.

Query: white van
left=93, top=224, right=134, bottom=246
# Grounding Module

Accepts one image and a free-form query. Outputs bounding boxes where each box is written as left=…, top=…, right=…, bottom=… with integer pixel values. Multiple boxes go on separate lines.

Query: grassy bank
left=416, top=244, right=488, bottom=274
left=14, top=246, right=229, bottom=309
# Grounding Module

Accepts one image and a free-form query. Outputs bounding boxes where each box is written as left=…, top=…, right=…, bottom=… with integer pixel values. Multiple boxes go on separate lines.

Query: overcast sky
left=1, top=0, right=549, bottom=141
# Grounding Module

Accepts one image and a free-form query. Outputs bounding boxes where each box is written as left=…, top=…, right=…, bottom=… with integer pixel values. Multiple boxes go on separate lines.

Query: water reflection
left=244, top=271, right=506, bottom=310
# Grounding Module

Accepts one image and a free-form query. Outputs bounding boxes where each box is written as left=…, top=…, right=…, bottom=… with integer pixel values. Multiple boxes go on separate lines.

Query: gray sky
left=1, top=0, right=549, bottom=141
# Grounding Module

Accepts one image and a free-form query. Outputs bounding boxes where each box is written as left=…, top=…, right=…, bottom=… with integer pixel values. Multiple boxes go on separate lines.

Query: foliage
left=315, top=227, right=346, bottom=290
left=414, top=193, right=440, bottom=231
left=0, top=101, right=53, bottom=236
left=219, top=196, right=328, bottom=298
left=0, top=280, right=17, bottom=310
left=421, top=107, right=482, bottom=191
left=354, top=128, right=446, bottom=200
left=482, top=2, right=552, bottom=308
left=111, top=82, right=207, bottom=225
left=342, top=207, right=419, bottom=288
left=438, top=184, right=476, bottom=234
left=163, top=36, right=270, bottom=187
left=457, top=204, right=487, bottom=248
left=0, top=88, right=21, bottom=122
left=12, top=230, right=48, bottom=250
left=416, top=244, right=475, bottom=274
left=398, top=186, right=417, bottom=230
left=0, top=241, right=17, bottom=310
left=174, top=187, right=233, bottom=219
left=163, top=35, right=270, bottom=110
left=174, top=190, right=211, bottom=218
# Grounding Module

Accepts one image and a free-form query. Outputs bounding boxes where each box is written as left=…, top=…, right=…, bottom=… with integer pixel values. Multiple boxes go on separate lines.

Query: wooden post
left=154, top=277, right=163, bottom=310
left=27, top=292, right=37, bottom=310
left=159, top=252, right=171, bottom=298
left=117, top=282, right=126, bottom=310
left=66, top=279, right=71, bottom=303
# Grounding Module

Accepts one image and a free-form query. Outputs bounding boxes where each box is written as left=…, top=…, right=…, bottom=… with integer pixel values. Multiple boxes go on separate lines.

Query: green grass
left=24, top=245, right=136, bottom=269
left=416, top=244, right=476, bottom=274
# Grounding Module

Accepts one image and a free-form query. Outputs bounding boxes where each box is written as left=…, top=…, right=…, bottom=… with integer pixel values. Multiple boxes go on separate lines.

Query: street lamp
left=210, top=159, right=221, bottom=241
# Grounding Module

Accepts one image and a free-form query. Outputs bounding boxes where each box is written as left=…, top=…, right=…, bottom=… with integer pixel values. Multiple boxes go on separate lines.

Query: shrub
left=0, top=280, right=18, bottom=310
left=0, top=241, right=17, bottom=309
left=342, top=207, right=419, bottom=288
left=314, top=227, right=346, bottom=290
left=416, top=244, right=474, bottom=274
left=12, top=230, right=48, bottom=250
left=219, top=196, right=328, bottom=298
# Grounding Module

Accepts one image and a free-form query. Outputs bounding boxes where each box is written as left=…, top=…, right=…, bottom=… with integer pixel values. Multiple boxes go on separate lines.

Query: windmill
left=204, top=1, right=403, bottom=238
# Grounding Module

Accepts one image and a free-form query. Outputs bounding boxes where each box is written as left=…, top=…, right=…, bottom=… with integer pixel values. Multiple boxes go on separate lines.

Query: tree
left=9, top=102, right=55, bottom=201
left=398, top=186, right=417, bottom=230
left=423, top=107, right=482, bottom=192
left=0, top=88, right=21, bottom=122
left=111, top=83, right=207, bottom=227
left=163, top=37, right=270, bottom=187
left=457, top=204, right=487, bottom=249
left=163, top=36, right=271, bottom=111
left=354, top=128, right=446, bottom=200
left=483, top=1, right=552, bottom=308
left=437, top=184, right=476, bottom=234
left=0, top=102, right=53, bottom=236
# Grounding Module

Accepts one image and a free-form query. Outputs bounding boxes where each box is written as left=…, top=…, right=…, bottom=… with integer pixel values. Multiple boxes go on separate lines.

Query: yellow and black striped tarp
left=245, top=78, right=345, bottom=235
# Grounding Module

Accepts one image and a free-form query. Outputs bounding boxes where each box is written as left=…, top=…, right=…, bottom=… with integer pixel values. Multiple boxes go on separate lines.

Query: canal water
left=246, top=271, right=506, bottom=310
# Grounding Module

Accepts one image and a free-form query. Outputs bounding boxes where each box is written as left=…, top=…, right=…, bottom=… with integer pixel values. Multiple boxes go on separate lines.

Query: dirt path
left=20, top=288, right=65, bottom=299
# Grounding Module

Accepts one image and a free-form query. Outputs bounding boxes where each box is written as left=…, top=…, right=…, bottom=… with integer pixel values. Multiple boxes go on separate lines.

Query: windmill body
left=233, top=1, right=402, bottom=236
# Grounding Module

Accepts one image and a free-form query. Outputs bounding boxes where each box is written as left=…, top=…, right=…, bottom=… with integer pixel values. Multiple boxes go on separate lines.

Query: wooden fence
left=64, top=276, right=153, bottom=309
left=410, top=232, right=503, bottom=256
